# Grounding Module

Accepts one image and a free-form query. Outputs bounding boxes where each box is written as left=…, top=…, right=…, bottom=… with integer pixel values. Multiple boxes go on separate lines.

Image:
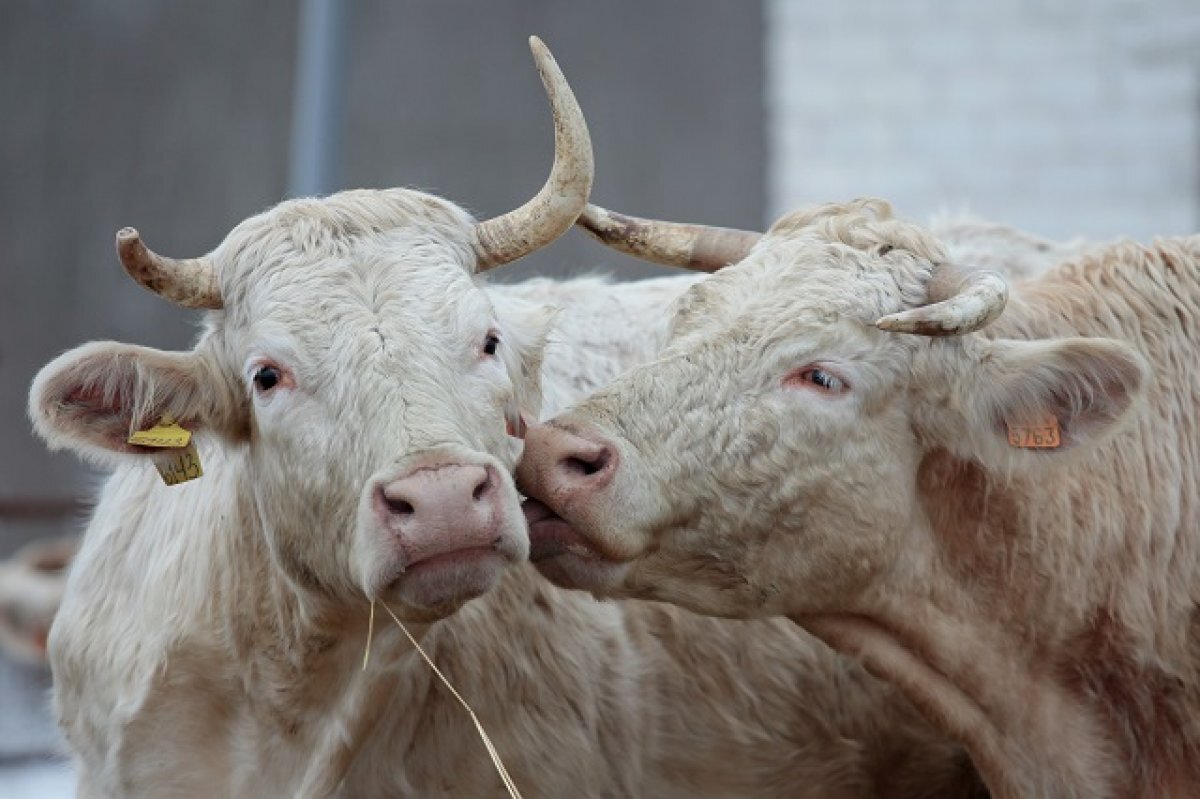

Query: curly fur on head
left=768, top=198, right=949, bottom=266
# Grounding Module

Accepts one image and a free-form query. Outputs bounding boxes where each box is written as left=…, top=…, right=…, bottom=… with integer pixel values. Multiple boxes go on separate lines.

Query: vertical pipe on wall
left=287, top=0, right=349, bottom=197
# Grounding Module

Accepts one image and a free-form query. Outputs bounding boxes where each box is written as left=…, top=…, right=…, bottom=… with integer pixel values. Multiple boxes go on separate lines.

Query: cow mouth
left=521, top=499, right=630, bottom=592
left=405, top=546, right=502, bottom=573
left=522, top=499, right=603, bottom=561
left=383, top=545, right=515, bottom=613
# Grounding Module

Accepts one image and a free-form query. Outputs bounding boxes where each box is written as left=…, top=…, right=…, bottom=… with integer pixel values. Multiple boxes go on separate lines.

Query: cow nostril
left=384, top=495, right=415, bottom=516
left=472, top=473, right=493, bottom=502
left=564, top=456, right=599, bottom=476
left=562, top=448, right=610, bottom=478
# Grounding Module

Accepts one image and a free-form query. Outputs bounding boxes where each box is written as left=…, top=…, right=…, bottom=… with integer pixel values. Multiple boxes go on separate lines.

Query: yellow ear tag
left=153, top=443, right=204, bottom=486
left=128, top=415, right=192, bottom=448
left=128, top=416, right=204, bottom=486
left=1006, top=414, right=1062, bottom=449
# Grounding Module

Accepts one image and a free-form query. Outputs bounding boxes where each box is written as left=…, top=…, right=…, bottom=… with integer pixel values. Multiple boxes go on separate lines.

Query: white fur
left=31, top=191, right=980, bottom=797
left=525, top=199, right=1200, bottom=797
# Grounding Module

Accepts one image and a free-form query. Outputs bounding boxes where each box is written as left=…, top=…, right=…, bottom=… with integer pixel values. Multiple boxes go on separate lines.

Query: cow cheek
left=774, top=469, right=915, bottom=613
left=248, top=447, right=359, bottom=596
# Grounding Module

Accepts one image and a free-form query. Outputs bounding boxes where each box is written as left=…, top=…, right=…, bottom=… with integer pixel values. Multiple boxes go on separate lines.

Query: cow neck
left=799, top=439, right=1200, bottom=797
left=792, top=449, right=1124, bottom=796
left=217, top=471, right=447, bottom=793
left=797, top=573, right=1116, bottom=798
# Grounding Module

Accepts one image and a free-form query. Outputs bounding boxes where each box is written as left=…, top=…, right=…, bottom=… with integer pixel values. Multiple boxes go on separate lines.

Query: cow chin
left=383, top=541, right=524, bottom=619
left=522, top=500, right=632, bottom=595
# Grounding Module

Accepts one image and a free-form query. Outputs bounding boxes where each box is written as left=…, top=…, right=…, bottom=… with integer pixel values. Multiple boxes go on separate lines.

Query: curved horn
left=874, top=263, right=1008, bottom=336
left=576, top=204, right=761, bottom=273
left=472, top=37, right=593, bottom=271
left=116, top=228, right=222, bottom=310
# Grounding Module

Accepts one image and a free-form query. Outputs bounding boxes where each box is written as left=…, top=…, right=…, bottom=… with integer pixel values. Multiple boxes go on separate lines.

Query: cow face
left=518, top=199, right=1146, bottom=619
left=30, top=38, right=593, bottom=622
left=31, top=191, right=555, bottom=620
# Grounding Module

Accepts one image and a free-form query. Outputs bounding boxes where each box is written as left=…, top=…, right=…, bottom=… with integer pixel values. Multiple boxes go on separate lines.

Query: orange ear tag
left=1006, top=414, right=1062, bottom=449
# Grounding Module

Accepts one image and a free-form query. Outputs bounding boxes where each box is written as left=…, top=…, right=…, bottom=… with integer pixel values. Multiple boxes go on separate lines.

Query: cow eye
left=483, top=334, right=500, bottom=357
left=806, top=368, right=843, bottom=391
left=785, top=366, right=849, bottom=394
left=254, top=366, right=281, bottom=392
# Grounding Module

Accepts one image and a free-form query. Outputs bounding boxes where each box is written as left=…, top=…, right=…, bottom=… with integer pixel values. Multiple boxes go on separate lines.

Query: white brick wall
left=767, top=0, right=1200, bottom=241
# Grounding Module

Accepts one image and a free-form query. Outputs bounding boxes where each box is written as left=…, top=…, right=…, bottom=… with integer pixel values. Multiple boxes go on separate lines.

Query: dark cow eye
left=254, top=366, right=281, bottom=392
left=807, top=368, right=843, bottom=391
left=785, top=365, right=849, bottom=395
left=483, top=334, right=500, bottom=356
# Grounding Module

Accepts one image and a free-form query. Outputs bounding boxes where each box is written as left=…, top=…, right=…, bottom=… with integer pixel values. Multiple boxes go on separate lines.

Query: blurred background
left=1, top=0, right=1197, bottom=792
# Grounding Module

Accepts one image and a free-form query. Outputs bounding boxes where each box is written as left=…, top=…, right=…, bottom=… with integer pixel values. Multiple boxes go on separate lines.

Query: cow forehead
left=208, top=189, right=491, bottom=338
left=674, top=237, right=935, bottom=341
left=214, top=188, right=478, bottom=304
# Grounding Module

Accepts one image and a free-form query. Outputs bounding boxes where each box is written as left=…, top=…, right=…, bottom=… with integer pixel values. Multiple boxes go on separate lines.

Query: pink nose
left=518, top=423, right=617, bottom=504
left=375, top=464, right=503, bottom=567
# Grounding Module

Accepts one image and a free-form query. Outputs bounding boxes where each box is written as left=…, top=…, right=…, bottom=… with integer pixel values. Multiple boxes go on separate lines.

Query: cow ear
left=939, top=337, right=1147, bottom=469
left=29, top=341, right=242, bottom=465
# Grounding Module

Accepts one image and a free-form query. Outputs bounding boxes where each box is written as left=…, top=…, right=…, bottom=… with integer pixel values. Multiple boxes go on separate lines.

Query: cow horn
left=472, top=37, right=593, bottom=271
left=576, top=204, right=761, bottom=272
left=116, top=228, right=223, bottom=310
left=874, top=263, right=1008, bottom=336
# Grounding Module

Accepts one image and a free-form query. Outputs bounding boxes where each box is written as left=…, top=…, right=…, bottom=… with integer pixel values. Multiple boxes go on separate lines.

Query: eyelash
left=785, top=366, right=849, bottom=395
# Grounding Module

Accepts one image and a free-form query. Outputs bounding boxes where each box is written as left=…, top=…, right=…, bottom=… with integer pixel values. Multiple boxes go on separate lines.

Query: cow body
left=932, top=214, right=1089, bottom=281
left=520, top=199, right=1200, bottom=797
left=46, top=264, right=982, bottom=798
left=48, top=272, right=685, bottom=798
left=28, top=43, right=986, bottom=797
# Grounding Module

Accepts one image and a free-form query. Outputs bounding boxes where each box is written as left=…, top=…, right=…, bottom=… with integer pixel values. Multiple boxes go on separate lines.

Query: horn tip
left=527, top=36, right=561, bottom=80
left=116, top=227, right=140, bottom=243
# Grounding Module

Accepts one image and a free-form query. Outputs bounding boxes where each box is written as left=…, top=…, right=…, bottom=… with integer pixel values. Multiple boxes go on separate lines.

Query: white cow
left=29, top=43, right=982, bottom=798
left=519, top=197, right=1200, bottom=797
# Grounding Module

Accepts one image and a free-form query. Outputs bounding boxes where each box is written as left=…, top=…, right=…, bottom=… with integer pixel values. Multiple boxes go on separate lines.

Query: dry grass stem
left=381, top=601, right=524, bottom=799
left=361, top=598, right=376, bottom=671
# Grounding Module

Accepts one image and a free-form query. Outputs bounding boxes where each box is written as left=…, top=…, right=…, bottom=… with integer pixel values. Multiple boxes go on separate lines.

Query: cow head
left=517, top=199, right=1147, bottom=619
left=30, top=38, right=590, bottom=623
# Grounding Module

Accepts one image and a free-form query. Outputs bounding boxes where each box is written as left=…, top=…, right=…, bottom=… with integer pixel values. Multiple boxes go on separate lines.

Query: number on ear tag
left=1006, top=415, right=1061, bottom=449
left=154, top=442, right=205, bottom=486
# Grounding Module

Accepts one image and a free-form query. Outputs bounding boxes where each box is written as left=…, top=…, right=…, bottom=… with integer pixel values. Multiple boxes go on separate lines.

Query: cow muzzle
left=516, top=422, right=633, bottom=594
left=360, top=450, right=528, bottom=614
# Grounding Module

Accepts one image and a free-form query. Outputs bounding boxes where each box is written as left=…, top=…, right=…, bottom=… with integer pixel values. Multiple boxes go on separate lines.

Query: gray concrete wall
left=0, top=1, right=765, bottom=556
